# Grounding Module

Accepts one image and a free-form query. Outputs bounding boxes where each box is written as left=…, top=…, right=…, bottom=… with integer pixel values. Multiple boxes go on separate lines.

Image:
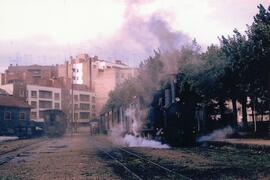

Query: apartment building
left=0, top=64, right=57, bottom=86
left=58, top=54, right=93, bottom=88
left=71, top=88, right=95, bottom=124
left=0, top=82, right=95, bottom=124
left=26, top=85, right=62, bottom=122
left=1, top=53, right=137, bottom=119
left=58, top=54, right=137, bottom=115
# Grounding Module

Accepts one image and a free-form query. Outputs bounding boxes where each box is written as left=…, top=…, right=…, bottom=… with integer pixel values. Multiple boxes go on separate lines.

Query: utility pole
left=71, top=67, right=75, bottom=133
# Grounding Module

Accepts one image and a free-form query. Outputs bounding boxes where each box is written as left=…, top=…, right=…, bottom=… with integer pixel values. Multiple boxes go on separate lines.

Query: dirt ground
left=0, top=138, right=45, bottom=155
left=0, top=132, right=119, bottom=180
left=0, top=129, right=269, bottom=180
left=133, top=144, right=270, bottom=179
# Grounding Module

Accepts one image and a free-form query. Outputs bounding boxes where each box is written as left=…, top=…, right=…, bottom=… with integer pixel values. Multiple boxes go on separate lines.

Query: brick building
left=0, top=64, right=58, bottom=86
left=57, top=54, right=137, bottom=115
left=0, top=53, right=136, bottom=124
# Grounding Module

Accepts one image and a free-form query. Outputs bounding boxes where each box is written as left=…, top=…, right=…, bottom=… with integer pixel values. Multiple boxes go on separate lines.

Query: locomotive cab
left=43, top=110, right=67, bottom=137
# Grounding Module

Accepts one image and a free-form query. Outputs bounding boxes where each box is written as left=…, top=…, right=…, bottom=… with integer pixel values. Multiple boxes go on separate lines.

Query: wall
left=27, top=84, right=62, bottom=122
left=0, top=106, right=30, bottom=122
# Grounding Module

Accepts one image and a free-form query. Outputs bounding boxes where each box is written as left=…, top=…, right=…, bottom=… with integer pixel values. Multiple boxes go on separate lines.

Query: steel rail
left=95, top=140, right=191, bottom=180
left=0, top=139, right=47, bottom=156
left=0, top=139, right=49, bottom=166
left=98, top=147, right=143, bottom=180
left=117, top=147, right=191, bottom=180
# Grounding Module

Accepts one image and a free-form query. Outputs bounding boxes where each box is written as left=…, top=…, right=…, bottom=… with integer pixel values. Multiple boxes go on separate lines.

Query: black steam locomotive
left=144, top=75, right=199, bottom=146
left=43, top=109, right=67, bottom=137
left=99, top=74, right=203, bottom=146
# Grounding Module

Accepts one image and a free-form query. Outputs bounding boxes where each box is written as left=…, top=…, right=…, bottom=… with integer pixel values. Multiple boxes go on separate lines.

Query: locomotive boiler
left=146, top=75, right=198, bottom=146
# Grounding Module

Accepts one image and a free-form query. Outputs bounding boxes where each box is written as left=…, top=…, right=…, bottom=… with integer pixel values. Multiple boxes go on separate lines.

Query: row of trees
left=103, top=4, right=270, bottom=131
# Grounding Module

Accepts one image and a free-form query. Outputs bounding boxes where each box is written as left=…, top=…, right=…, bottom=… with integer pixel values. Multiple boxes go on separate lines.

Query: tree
left=246, top=4, right=270, bottom=120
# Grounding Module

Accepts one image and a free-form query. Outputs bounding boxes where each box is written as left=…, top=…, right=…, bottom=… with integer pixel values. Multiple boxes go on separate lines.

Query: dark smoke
left=0, top=0, right=191, bottom=71
left=92, top=0, right=191, bottom=64
left=148, top=16, right=189, bottom=52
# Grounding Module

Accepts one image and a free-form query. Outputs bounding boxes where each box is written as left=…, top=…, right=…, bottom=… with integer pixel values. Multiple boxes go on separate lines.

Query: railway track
left=0, top=139, right=48, bottom=166
left=96, top=142, right=191, bottom=180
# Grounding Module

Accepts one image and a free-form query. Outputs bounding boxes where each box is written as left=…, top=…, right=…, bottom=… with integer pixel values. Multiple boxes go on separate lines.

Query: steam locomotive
left=43, top=109, right=67, bottom=137
left=145, top=75, right=200, bottom=146
left=99, top=74, right=204, bottom=146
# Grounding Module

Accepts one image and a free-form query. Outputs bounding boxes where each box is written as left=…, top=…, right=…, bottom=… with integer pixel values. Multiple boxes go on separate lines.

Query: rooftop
left=0, top=95, right=31, bottom=108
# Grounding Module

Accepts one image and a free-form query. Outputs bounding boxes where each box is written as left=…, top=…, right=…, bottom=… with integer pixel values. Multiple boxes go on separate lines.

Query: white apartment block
left=71, top=89, right=95, bottom=124
left=72, top=63, right=83, bottom=85
left=26, top=85, right=62, bottom=122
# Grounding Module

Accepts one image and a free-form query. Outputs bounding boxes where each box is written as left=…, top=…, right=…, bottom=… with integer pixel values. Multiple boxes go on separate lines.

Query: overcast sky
left=0, top=0, right=269, bottom=72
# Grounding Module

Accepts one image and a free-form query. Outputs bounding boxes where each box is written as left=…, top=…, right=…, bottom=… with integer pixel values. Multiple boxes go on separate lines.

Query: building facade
left=71, top=88, right=95, bottom=124
left=0, top=94, right=31, bottom=135
left=26, top=85, right=62, bottom=122
left=0, top=64, right=57, bottom=86
left=0, top=82, right=95, bottom=124
left=0, top=53, right=136, bottom=122
left=58, top=54, right=137, bottom=115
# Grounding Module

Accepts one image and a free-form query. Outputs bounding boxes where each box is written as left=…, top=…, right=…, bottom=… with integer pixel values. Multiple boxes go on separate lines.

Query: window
left=31, top=101, right=37, bottom=108
left=80, top=94, right=90, bottom=101
left=92, top=105, right=95, bottom=109
left=54, top=93, right=60, bottom=100
left=74, top=113, right=78, bottom=120
left=39, top=90, right=52, bottom=99
left=31, top=70, right=41, bottom=77
left=55, top=103, right=60, bottom=109
left=19, top=89, right=24, bottom=97
left=74, top=95, right=78, bottom=101
left=80, top=103, right=90, bottom=110
left=31, top=91, right=37, bottom=98
left=31, top=112, right=37, bottom=119
left=19, top=112, right=26, bottom=120
left=80, top=112, right=90, bottom=119
left=74, top=104, right=79, bottom=110
left=4, top=112, right=11, bottom=120
left=39, top=100, right=52, bottom=108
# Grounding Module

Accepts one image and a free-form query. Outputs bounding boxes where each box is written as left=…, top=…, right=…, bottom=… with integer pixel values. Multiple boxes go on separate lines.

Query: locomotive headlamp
left=175, top=97, right=180, bottom=102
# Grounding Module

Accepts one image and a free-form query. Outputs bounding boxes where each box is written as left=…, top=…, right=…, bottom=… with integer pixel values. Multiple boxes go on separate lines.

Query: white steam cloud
left=109, top=106, right=170, bottom=149
left=197, top=126, right=234, bottom=142
left=123, top=134, right=170, bottom=149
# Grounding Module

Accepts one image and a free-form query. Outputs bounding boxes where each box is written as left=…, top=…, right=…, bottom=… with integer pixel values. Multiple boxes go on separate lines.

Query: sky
left=0, top=0, right=269, bottom=72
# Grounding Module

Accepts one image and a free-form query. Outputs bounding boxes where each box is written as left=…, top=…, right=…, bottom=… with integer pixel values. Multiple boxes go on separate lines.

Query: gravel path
left=0, top=134, right=119, bottom=180
left=1, top=132, right=269, bottom=180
